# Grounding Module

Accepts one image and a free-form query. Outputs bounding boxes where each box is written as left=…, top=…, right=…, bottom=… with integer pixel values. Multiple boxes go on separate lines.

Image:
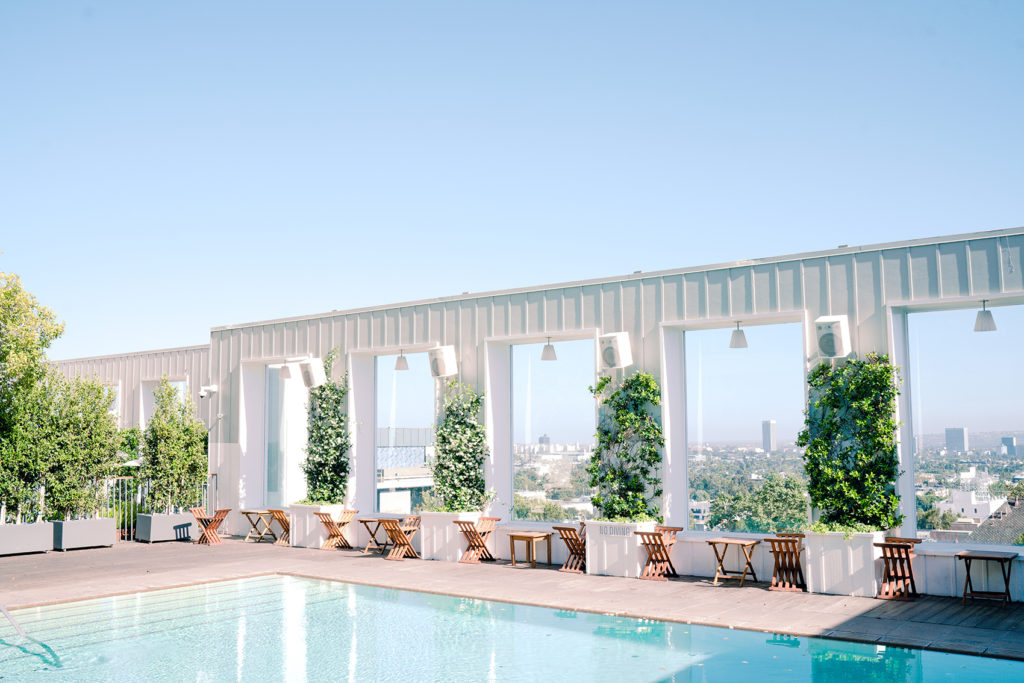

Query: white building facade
left=55, top=227, right=1024, bottom=540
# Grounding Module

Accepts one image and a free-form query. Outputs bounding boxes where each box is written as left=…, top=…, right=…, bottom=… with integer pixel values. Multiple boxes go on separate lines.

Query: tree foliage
left=587, top=371, right=664, bottom=521
left=302, top=350, right=351, bottom=504
left=141, top=377, right=208, bottom=511
left=708, top=474, right=807, bottom=533
left=430, top=380, right=490, bottom=512
left=0, top=271, right=64, bottom=434
left=797, top=353, right=903, bottom=530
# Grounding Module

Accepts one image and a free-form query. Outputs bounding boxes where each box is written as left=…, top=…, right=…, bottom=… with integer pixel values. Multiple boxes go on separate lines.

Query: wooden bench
left=635, top=526, right=682, bottom=581
left=956, top=549, right=1018, bottom=607
left=454, top=517, right=500, bottom=564
left=552, top=523, right=586, bottom=574
left=765, top=535, right=805, bottom=592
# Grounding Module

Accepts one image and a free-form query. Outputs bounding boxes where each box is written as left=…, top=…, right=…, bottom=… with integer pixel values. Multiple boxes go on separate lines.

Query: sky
left=2, top=2, right=1023, bottom=376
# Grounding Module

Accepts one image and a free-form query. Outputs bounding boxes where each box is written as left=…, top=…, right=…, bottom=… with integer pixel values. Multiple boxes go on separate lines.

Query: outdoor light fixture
left=279, top=364, right=293, bottom=379
left=974, top=300, right=997, bottom=332
left=729, top=322, right=748, bottom=349
left=541, top=337, right=557, bottom=361
left=394, top=350, right=409, bottom=371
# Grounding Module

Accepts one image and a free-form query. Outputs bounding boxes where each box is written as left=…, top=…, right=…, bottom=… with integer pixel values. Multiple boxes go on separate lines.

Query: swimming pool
left=1, top=574, right=1021, bottom=681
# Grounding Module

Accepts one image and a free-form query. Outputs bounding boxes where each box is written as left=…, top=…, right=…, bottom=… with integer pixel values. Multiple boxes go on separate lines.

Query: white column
left=660, top=326, right=687, bottom=528
left=484, top=342, right=512, bottom=519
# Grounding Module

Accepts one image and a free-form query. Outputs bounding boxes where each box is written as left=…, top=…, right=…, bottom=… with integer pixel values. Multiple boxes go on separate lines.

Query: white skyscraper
left=762, top=420, right=777, bottom=453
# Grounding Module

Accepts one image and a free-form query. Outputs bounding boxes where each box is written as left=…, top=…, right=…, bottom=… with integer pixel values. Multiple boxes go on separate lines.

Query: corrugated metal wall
left=55, top=345, right=212, bottom=428
left=196, top=230, right=1024, bottom=443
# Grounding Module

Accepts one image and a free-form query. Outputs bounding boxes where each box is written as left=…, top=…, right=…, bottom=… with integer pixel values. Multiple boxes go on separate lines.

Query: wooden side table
left=956, top=549, right=1018, bottom=607
left=509, top=531, right=552, bottom=568
left=240, top=509, right=277, bottom=543
left=707, top=537, right=760, bottom=586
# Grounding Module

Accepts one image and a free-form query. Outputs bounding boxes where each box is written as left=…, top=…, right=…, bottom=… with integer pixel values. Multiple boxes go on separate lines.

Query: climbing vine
left=302, top=349, right=351, bottom=504
left=587, top=371, right=664, bottom=521
left=797, top=353, right=903, bottom=530
left=430, top=380, right=491, bottom=512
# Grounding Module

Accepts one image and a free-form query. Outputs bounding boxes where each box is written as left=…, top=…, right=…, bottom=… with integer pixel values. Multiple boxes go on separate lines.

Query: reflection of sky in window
left=909, top=304, right=1024, bottom=437
left=512, top=339, right=595, bottom=445
left=685, top=323, right=804, bottom=444
left=375, top=352, right=434, bottom=429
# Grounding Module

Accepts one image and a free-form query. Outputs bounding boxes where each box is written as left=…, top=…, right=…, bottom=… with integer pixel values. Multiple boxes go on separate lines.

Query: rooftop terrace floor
left=4, top=537, right=1024, bottom=661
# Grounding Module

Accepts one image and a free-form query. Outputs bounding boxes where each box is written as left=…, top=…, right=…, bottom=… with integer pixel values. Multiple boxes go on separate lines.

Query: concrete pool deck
left=4, top=537, right=1024, bottom=661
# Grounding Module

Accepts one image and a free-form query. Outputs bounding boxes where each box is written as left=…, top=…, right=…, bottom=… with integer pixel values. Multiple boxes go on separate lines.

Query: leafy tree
left=708, top=474, right=807, bottom=532
left=431, top=380, right=490, bottom=512
left=0, top=270, right=64, bottom=432
left=43, top=372, right=119, bottom=518
left=797, top=354, right=903, bottom=530
left=141, top=377, right=209, bottom=511
left=302, top=350, right=351, bottom=503
left=0, top=270, right=65, bottom=516
left=587, top=372, right=664, bottom=521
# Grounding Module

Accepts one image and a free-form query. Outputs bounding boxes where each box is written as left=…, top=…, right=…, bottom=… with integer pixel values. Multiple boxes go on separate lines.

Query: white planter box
left=136, top=512, right=194, bottom=543
left=53, top=517, right=116, bottom=551
left=804, top=530, right=884, bottom=596
left=419, top=511, right=482, bottom=562
left=585, top=520, right=656, bottom=578
left=289, top=503, right=356, bottom=549
left=0, top=522, right=54, bottom=556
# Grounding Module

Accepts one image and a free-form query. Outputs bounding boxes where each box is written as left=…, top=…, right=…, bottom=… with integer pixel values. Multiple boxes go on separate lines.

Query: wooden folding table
left=707, top=537, right=760, bottom=586
left=240, top=509, right=277, bottom=543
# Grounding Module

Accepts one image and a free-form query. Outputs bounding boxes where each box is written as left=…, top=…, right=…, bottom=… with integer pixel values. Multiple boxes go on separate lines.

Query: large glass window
left=512, top=339, right=596, bottom=522
left=685, top=323, right=807, bottom=532
left=909, top=305, right=1024, bottom=545
left=375, top=352, right=435, bottom=513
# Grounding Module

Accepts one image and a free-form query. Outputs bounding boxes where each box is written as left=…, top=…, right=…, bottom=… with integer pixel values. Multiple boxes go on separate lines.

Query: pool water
left=1, top=575, right=1021, bottom=682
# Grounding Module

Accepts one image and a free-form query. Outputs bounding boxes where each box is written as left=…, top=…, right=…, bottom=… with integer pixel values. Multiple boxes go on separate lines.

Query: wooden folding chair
left=313, top=509, right=357, bottom=550
left=636, top=525, right=682, bottom=581
left=268, top=509, right=290, bottom=546
left=552, top=523, right=586, bottom=574
left=191, top=507, right=230, bottom=545
left=875, top=540, right=917, bottom=600
left=381, top=517, right=420, bottom=561
left=454, top=516, right=500, bottom=563
left=765, top=535, right=806, bottom=592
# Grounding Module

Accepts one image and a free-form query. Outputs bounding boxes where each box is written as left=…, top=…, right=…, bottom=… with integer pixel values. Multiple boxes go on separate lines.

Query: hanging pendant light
left=279, top=364, right=293, bottom=379
left=394, top=350, right=409, bottom=371
left=974, top=300, right=997, bottom=332
left=729, top=322, right=748, bottom=349
left=541, top=337, right=557, bottom=361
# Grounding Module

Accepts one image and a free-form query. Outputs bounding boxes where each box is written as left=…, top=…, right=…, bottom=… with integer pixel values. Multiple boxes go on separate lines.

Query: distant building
left=968, top=498, right=1024, bottom=546
left=936, top=489, right=1005, bottom=524
left=538, top=434, right=551, bottom=450
left=1002, top=436, right=1017, bottom=457
left=762, top=420, right=777, bottom=453
left=945, top=427, right=969, bottom=453
left=690, top=500, right=711, bottom=530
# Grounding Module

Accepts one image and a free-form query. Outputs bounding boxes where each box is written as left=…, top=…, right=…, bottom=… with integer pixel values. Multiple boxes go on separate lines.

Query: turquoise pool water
left=1, top=575, right=1021, bottom=682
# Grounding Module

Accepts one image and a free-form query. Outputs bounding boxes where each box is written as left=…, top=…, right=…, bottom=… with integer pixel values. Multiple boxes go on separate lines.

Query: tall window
left=909, top=305, right=1024, bottom=545
left=375, top=352, right=434, bottom=513
left=512, top=339, right=596, bottom=522
left=685, top=323, right=807, bottom=532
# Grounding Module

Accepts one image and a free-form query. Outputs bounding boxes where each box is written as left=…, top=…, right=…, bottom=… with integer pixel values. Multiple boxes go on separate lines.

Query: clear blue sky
left=2, top=1, right=1022, bottom=368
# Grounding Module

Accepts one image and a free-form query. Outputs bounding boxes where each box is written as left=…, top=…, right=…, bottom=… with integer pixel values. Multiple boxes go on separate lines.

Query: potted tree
left=291, top=351, right=355, bottom=548
left=585, top=372, right=664, bottom=577
left=136, top=377, right=209, bottom=542
left=48, top=373, right=120, bottom=550
left=419, top=380, right=492, bottom=562
left=1, top=380, right=55, bottom=555
left=797, top=353, right=902, bottom=596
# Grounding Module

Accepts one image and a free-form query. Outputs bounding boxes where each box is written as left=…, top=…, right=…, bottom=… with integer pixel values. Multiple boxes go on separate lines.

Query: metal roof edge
left=210, top=226, right=1024, bottom=333
left=51, top=343, right=210, bottom=365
